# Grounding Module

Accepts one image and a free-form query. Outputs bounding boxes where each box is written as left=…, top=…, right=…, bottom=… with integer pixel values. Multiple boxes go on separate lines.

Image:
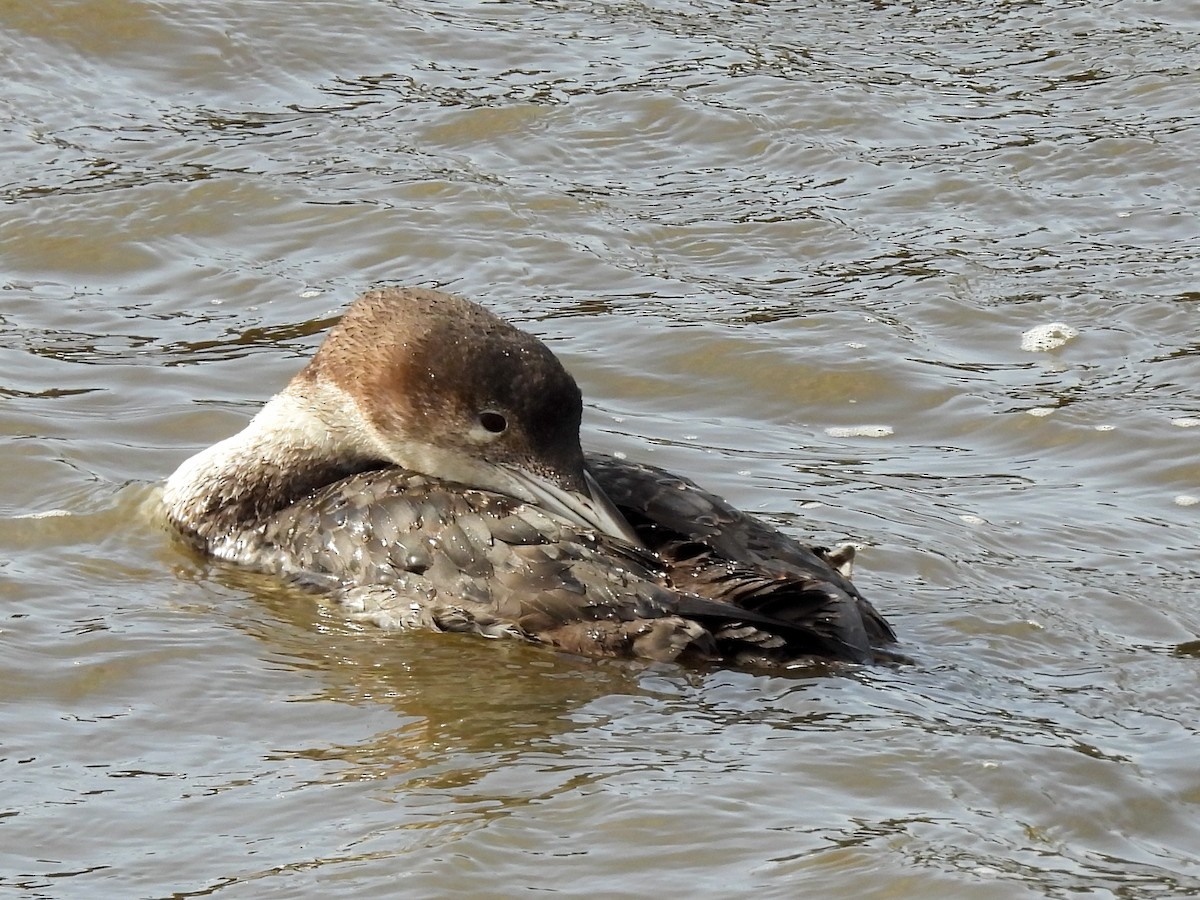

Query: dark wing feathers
left=586, top=453, right=896, bottom=664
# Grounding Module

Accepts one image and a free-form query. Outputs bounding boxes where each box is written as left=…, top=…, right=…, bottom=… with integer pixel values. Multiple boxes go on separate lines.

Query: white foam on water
left=1021, top=322, right=1078, bottom=352
left=824, top=425, right=894, bottom=438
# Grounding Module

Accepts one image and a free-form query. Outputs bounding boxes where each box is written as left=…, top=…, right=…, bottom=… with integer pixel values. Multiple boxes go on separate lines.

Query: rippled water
left=3, top=1, right=1199, bottom=897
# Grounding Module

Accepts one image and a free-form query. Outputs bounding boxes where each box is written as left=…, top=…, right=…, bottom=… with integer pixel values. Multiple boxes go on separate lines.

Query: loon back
left=229, top=466, right=718, bottom=663
left=210, top=461, right=897, bottom=667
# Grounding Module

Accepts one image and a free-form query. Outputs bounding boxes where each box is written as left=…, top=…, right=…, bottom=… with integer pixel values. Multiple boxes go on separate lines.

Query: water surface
left=3, top=1, right=1199, bottom=897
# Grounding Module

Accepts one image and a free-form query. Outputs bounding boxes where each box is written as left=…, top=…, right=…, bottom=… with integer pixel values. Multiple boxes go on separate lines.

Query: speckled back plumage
left=246, top=468, right=719, bottom=662
left=219, top=458, right=897, bottom=666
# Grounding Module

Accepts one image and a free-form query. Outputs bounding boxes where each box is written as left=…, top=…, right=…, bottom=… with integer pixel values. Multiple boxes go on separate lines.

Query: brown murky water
left=3, top=1, right=1199, bottom=897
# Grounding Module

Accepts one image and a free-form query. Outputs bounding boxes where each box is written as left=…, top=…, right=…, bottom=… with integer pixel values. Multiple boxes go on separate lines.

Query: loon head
left=285, top=287, right=640, bottom=544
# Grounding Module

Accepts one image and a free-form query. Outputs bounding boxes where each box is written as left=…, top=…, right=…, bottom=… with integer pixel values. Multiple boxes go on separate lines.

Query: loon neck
left=163, top=389, right=385, bottom=545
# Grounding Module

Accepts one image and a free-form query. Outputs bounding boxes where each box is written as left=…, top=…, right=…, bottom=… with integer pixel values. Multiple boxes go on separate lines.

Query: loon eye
left=478, top=410, right=508, bottom=434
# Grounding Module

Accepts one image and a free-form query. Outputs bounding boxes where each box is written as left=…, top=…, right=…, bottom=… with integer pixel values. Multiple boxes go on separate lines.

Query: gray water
left=3, top=1, right=1199, bottom=897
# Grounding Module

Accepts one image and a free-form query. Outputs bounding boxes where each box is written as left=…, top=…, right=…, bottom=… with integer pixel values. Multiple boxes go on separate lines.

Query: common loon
left=164, top=287, right=897, bottom=667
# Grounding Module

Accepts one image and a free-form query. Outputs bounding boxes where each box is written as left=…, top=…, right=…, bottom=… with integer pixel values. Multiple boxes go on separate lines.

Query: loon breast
left=164, top=287, right=899, bottom=668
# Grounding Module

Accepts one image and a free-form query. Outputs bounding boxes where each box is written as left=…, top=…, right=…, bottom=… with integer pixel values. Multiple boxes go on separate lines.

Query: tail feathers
left=669, top=573, right=876, bottom=664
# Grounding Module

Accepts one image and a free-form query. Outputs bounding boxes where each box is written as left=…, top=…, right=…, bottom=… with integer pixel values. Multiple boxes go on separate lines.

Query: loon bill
left=164, top=287, right=898, bottom=667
